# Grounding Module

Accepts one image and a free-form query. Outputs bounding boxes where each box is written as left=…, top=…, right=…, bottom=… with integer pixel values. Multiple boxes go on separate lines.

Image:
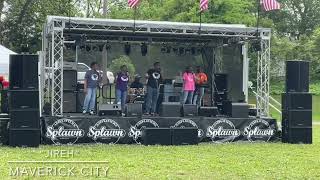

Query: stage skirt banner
left=42, top=116, right=279, bottom=145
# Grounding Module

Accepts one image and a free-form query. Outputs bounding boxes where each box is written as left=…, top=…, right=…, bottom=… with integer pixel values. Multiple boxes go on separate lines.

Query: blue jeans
left=193, top=87, right=205, bottom=105
left=182, top=90, right=194, bottom=104
left=145, top=86, right=159, bottom=113
left=116, top=89, right=127, bottom=111
left=83, top=87, right=97, bottom=112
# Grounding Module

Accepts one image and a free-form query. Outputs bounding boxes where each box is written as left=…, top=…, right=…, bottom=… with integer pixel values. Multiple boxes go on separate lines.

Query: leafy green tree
left=109, top=55, right=136, bottom=79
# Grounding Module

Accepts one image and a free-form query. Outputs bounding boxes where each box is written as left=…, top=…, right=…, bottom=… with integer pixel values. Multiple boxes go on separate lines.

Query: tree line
left=1, top=0, right=320, bottom=80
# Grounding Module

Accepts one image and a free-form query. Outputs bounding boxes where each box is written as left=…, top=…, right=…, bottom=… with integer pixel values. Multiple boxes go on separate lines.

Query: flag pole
left=133, top=6, right=137, bottom=33
left=256, top=0, right=261, bottom=38
left=199, top=11, right=202, bottom=34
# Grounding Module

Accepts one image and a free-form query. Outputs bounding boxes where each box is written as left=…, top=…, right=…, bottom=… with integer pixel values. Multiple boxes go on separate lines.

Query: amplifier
left=223, top=102, right=249, bottom=118
left=10, top=109, right=40, bottom=129
left=9, top=128, right=40, bottom=147
left=76, top=90, right=86, bottom=113
left=182, top=104, right=198, bottom=117
left=171, top=128, right=198, bottom=145
left=98, top=104, right=121, bottom=116
left=142, top=128, right=171, bottom=145
left=159, top=102, right=182, bottom=117
left=1, top=90, right=9, bottom=113
left=125, top=103, right=142, bottom=117
left=9, top=90, right=39, bottom=109
left=199, top=106, right=218, bottom=117
left=63, top=70, right=77, bottom=91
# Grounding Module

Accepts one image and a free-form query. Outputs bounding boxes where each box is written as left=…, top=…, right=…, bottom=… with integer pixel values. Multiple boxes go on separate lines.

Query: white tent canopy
left=0, top=44, right=16, bottom=77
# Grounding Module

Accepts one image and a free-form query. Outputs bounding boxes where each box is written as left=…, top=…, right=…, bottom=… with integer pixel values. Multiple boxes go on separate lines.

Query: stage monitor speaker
left=98, top=104, right=121, bottom=116
left=63, top=91, right=77, bottom=113
left=286, top=60, right=309, bottom=92
left=281, top=93, right=312, bottom=110
left=10, top=109, right=40, bottom=129
left=171, top=128, right=198, bottom=145
left=142, top=128, right=171, bottom=145
left=223, top=102, right=249, bottom=118
left=125, top=103, right=142, bottom=117
left=214, top=73, right=228, bottom=92
left=287, top=127, right=312, bottom=144
left=199, top=106, right=218, bottom=117
left=0, top=118, right=9, bottom=145
left=63, top=70, right=77, bottom=91
left=9, top=90, right=39, bottom=109
left=9, top=128, right=40, bottom=147
left=9, top=54, right=38, bottom=90
left=182, top=104, right=198, bottom=117
left=159, top=102, right=181, bottom=117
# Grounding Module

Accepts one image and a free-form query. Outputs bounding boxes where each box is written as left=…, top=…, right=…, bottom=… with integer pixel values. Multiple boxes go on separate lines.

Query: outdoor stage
left=42, top=115, right=279, bottom=145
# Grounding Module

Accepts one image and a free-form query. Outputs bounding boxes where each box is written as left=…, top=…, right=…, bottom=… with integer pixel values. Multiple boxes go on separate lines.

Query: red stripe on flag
left=200, top=0, right=209, bottom=12
left=262, top=0, right=280, bottom=11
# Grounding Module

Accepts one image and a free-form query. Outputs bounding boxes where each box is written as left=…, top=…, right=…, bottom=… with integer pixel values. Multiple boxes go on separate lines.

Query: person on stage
left=182, top=66, right=196, bottom=104
left=83, top=62, right=101, bottom=115
left=115, top=65, right=129, bottom=115
left=145, top=62, right=162, bottom=116
left=130, top=74, right=144, bottom=89
left=193, top=66, right=208, bottom=106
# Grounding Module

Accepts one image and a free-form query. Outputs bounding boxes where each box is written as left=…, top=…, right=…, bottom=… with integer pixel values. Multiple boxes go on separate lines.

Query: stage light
left=191, top=47, right=196, bottom=55
left=124, top=42, right=131, bottom=55
left=141, top=43, right=148, bottom=56
left=92, top=45, right=98, bottom=51
left=86, top=45, right=91, bottom=52
left=98, top=44, right=104, bottom=52
left=173, top=48, right=178, bottom=55
left=179, top=47, right=185, bottom=56
left=80, top=46, right=85, bottom=51
left=161, top=46, right=166, bottom=53
left=251, top=40, right=261, bottom=52
left=166, top=47, right=171, bottom=53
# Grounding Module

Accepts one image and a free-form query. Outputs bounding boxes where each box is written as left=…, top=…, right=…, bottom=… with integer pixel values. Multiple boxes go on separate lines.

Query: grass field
left=0, top=125, right=319, bottom=179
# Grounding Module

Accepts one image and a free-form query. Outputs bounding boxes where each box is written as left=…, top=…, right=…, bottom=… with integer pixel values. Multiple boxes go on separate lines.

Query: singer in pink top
left=182, top=66, right=196, bottom=104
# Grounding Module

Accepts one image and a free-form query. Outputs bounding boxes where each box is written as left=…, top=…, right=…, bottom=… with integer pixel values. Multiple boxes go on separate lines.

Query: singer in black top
left=145, top=62, right=162, bottom=115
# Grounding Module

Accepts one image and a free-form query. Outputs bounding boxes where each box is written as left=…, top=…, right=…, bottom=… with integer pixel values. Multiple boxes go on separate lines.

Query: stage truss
left=40, top=16, right=271, bottom=117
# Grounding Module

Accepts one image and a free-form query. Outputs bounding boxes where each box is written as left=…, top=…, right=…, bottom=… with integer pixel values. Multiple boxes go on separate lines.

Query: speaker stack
left=8, top=55, right=40, bottom=147
left=214, top=73, right=228, bottom=114
left=63, top=68, right=78, bottom=113
left=282, top=61, right=312, bottom=144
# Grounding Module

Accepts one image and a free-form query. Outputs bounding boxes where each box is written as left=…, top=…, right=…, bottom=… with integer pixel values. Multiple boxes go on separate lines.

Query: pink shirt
left=183, top=72, right=195, bottom=91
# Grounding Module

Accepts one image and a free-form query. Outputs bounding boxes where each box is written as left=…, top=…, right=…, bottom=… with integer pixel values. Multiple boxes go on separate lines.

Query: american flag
left=200, top=0, right=209, bottom=12
left=261, top=0, right=281, bottom=11
left=128, top=0, right=140, bottom=8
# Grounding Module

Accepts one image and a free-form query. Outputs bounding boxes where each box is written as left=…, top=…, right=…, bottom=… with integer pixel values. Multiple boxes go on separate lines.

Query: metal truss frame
left=40, top=16, right=271, bottom=117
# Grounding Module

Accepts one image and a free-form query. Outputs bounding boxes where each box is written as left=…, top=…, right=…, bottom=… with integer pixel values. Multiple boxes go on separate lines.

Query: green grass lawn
left=0, top=125, right=319, bottom=179
left=249, top=95, right=320, bottom=121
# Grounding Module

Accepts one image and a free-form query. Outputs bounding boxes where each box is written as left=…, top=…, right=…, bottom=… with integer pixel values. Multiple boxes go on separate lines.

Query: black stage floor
left=42, top=114, right=279, bottom=145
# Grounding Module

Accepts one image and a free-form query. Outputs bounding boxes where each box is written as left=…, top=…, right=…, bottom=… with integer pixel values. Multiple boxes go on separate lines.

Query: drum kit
left=128, top=88, right=145, bottom=103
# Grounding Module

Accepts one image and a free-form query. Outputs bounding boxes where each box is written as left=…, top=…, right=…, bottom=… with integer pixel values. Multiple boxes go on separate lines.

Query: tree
left=109, top=55, right=135, bottom=79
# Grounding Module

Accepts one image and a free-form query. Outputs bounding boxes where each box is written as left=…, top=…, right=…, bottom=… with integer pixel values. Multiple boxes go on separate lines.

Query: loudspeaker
left=0, top=118, right=9, bottom=145
left=125, top=103, right=142, bottom=117
left=287, top=127, right=312, bottom=144
left=223, top=102, right=249, bottom=118
left=142, top=128, right=171, bottom=145
left=9, top=128, right=40, bottom=147
left=199, top=106, right=218, bottom=117
left=282, top=93, right=312, bottom=110
left=63, top=70, right=77, bottom=91
left=76, top=90, right=86, bottom=113
left=182, top=104, right=198, bottom=117
left=63, top=91, right=77, bottom=113
left=10, top=109, right=40, bottom=129
left=171, top=128, right=198, bottom=145
left=286, top=61, right=309, bottom=92
left=98, top=104, right=121, bottom=116
left=214, top=73, right=228, bottom=92
left=1, top=90, right=9, bottom=113
left=9, top=54, right=38, bottom=90
left=160, top=102, right=182, bottom=117
left=282, top=110, right=312, bottom=128
left=8, top=90, right=39, bottom=109
left=214, top=91, right=228, bottom=102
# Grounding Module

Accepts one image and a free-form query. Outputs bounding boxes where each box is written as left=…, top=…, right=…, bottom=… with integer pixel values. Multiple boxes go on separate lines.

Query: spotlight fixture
left=166, top=46, right=171, bottom=53
left=98, top=44, right=104, bottom=52
left=251, top=40, right=261, bottom=52
left=141, top=43, right=148, bottom=56
left=191, top=47, right=196, bottom=55
left=86, top=45, right=91, bottom=52
left=161, top=46, right=166, bottom=53
left=179, top=47, right=185, bottom=56
left=124, top=42, right=131, bottom=55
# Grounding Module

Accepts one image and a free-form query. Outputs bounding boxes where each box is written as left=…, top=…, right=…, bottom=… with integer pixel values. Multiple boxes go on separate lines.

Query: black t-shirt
left=147, top=69, right=162, bottom=88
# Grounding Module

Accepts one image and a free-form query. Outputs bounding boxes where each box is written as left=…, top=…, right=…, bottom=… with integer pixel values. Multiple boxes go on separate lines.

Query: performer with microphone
left=145, top=62, right=162, bottom=116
